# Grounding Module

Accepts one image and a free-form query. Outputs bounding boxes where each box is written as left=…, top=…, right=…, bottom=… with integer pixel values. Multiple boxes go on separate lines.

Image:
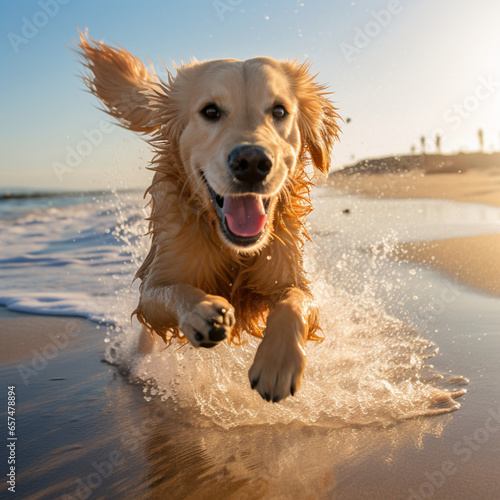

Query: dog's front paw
left=180, top=295, right=235, bottom=348
left=248, top=332, right=306, bottom=403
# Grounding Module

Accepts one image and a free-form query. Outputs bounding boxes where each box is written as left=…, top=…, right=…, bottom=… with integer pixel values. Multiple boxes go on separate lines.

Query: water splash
left=103, top=189, right=470, bottom=429
left=106, top=276, right=466, bottom=429
left=0, top=188, right=468, bottom=429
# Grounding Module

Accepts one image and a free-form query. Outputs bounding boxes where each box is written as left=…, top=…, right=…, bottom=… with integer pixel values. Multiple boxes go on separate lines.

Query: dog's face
left=162, top=58, right=337, bottom=253
left=77, top=35, right=339, bottom=253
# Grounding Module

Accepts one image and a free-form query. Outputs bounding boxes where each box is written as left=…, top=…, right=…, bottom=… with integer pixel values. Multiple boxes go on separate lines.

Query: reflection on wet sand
left=106, top=394, right=451, bottom=499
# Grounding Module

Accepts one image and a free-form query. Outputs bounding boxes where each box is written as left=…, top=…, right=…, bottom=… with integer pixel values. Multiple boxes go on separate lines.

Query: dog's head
left=78, top=33, right=340, bottom=253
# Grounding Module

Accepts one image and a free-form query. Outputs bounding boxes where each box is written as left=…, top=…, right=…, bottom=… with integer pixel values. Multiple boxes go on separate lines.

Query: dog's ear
left=76, top=29, right=164, bottom=136
left=285, top=61, right=341, bottom=174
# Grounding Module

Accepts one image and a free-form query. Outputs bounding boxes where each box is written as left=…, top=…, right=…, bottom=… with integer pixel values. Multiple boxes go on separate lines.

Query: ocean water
left=0, top=190, right=146, bottom=324
left=2, top=187, right=498, bottom=428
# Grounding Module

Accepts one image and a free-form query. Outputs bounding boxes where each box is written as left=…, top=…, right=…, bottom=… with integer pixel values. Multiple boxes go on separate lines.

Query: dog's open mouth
left=206, top=183, right=271, bottom=247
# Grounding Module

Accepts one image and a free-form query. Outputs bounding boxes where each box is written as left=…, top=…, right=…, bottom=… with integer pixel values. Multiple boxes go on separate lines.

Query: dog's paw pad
left=182, top=295, right=235, bottom=348
left=208, top=325, right=227, bottom=342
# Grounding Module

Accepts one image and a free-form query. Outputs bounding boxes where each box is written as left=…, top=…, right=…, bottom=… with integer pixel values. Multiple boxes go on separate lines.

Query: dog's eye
left=201, top=104, right=221, bottom=121
left=272, top=105, right=288, bottom=120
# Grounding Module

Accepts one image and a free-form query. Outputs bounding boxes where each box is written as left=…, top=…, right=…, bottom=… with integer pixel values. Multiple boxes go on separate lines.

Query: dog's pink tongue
left=223, top=195, right=266, bottom=237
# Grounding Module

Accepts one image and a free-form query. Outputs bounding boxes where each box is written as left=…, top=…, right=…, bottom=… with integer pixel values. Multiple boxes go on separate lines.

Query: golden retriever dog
left=77, top=31, right=340, bottom=403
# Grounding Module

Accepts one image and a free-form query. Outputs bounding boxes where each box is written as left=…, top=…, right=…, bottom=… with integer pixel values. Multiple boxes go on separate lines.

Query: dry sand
left=330, top=166, right=500, bottom=208
left=330, top=155, right=500, bottom=298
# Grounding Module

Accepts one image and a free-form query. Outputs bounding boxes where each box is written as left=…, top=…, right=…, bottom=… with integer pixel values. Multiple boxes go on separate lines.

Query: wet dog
left=78, top=30, right=340, bottom=402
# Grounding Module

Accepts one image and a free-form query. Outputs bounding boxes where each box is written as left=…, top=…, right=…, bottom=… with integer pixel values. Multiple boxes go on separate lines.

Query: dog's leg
left=248, top=287, right=318, bottom=402
left=136, top=325, right=170, bottom=354
left=136, top=325, right=159, bottom=354
left=138, top=284, right=235, bottom=348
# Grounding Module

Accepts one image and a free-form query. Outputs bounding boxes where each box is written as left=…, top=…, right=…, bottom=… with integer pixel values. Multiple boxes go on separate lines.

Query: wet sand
left=1, top=279, right=499, bottom=499
left=1, top=158, right=500, bottom=498
left=0, top=313, right=90, bottom=365
left=395, top=234, right=500, bottom=297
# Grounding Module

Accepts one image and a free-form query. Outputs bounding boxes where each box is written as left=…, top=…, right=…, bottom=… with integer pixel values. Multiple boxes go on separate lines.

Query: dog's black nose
left=228, top=146, right=272, bottom=184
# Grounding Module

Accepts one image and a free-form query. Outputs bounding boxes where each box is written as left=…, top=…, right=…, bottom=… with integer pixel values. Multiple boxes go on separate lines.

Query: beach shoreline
left=329, top=152, right=500, bottom=207
left=329, top=153, right=500, bottom=299
left=1, top=154, right=499, bottom=498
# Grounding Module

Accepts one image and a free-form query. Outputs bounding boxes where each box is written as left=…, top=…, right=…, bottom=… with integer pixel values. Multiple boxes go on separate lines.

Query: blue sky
left=1, top=0, right=499, bottom=191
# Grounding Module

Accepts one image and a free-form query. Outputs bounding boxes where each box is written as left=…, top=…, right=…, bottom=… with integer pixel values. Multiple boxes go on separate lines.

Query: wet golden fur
left=77, top=30, right=340, bottom=401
